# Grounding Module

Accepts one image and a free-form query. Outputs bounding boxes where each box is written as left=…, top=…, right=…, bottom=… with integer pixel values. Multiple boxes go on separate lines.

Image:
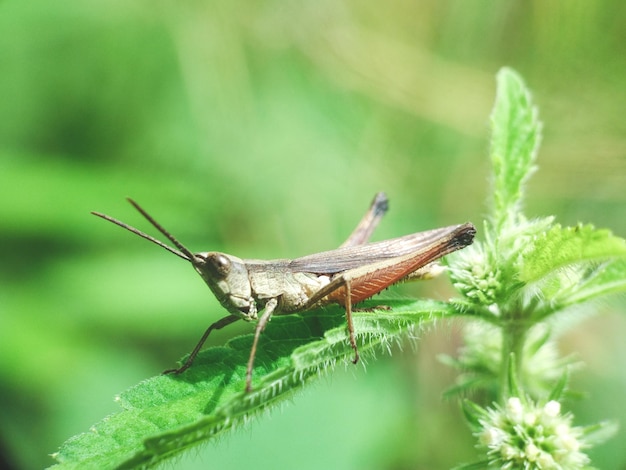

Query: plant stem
left=500, top=317, right=527, bottom=399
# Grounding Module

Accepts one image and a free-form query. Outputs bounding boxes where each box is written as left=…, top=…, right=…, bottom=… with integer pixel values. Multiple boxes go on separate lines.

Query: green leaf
left=548, top=369, right=569, bottom=402
left=452, top=461, right=493, bottom=470
left=442, top=375, right=496, bottom=401
left=51, top=299, right=455, bottom=469
left=489, top=67, right=542, bottom=229
left=581, top=420, right=619, bottom=447
left=565, top=258, right=626, bottom=305
left=520, top=224, right=626, bottom=284
left=505, top=352, right=522, bottom=398
left=460, top=399, right=487, bottom=431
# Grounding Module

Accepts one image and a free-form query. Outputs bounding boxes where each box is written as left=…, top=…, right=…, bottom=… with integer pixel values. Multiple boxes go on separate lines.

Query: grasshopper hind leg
left=343, top=280, right=360, bottom=364
left=340, top=192, right=388, bottom=248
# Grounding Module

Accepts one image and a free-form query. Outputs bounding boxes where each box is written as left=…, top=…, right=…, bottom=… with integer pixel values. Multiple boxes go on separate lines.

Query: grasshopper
left=92, top=193, right=475, bottom=392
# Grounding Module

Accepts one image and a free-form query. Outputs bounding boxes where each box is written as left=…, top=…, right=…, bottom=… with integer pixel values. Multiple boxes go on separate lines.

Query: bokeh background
left=1, top=1, right=625, bottom=469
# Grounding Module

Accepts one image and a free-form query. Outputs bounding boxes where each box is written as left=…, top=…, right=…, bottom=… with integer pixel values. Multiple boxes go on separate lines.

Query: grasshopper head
left=92, top=199, right=257, bottom=320
left=192, top=252, right=255, bottom=319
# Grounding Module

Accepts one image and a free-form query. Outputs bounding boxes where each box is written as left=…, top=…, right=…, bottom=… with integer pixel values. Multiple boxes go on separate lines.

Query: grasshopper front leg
left=164, top=315, right=241, bottom=375
left=245, top=298, right=279, bottom=392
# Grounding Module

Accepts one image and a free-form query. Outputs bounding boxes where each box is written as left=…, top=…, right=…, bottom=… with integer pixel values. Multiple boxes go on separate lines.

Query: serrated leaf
left=565, top=258, right=626, bottom=306
left=489, top=67, right=542, bottom=229
left=50, top=299, right=456, bottom=469
left=520, top=224, right=626, bottom=284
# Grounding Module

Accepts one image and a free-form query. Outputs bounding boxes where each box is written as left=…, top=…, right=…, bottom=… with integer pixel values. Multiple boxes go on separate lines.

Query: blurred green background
left=1, top=1, right=625, bottom=468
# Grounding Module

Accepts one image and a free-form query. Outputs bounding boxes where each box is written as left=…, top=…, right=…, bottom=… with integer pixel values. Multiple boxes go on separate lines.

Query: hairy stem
left=500, top=318, right=527, bottom=399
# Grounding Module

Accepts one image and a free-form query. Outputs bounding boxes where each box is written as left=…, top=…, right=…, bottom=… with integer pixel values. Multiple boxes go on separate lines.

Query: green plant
left=50, top=68, right=626, bottom=469
left=447, top=68, right=624, bottom=469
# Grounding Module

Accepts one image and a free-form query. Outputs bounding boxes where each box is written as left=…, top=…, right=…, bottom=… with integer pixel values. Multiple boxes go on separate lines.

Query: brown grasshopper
left=92, top=193, right=475, bottom=392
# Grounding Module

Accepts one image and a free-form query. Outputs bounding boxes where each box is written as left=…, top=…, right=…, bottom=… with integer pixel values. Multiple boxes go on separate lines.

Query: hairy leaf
left=51, top=299, right=455, bottom=469
left=489, top=67, right=542, bottom=229
left=520, top=224, right=626, bottom=284
left=560, top=258, right=626, bottom=307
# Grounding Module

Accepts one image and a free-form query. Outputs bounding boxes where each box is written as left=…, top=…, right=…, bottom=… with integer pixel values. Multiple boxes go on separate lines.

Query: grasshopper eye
left=203, top=253, right=231, bottom=278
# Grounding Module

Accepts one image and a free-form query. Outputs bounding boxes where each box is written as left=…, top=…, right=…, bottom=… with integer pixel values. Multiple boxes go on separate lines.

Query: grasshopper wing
left=289, top=223, right=475, bottom=274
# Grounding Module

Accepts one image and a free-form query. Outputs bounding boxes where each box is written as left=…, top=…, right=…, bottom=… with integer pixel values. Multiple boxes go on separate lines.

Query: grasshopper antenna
left=91, top=199, right=198, bottom=263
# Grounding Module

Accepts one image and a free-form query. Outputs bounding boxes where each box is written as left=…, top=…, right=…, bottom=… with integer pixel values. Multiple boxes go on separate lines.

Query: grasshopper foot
left=163, top=362, right=192, bottom=375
